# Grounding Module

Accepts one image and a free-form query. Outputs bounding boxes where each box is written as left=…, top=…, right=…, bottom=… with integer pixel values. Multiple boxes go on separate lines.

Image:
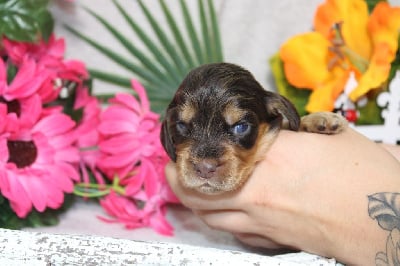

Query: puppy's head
left=161, top=63, right=299, bottom=195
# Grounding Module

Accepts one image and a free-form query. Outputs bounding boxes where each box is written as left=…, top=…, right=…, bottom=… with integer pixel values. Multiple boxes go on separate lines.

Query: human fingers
left=233, top=233, right=287, bottom=250
left=380, top=143, right=400, bottom=161
left=193, top=209, right=255, bottom=233
left=165, top=161, right=183, bottom=196
left=193, top=209, right=288, bottom=250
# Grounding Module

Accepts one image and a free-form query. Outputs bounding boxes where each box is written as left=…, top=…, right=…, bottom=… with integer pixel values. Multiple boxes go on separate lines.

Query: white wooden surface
left=0, top=228, right=336, bottom=266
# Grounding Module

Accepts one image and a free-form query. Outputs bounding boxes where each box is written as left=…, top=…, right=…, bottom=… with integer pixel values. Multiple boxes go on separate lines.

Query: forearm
left=381, top=143, right=400, bottom=161
left=166, top=129, right=400, bottom=266
left=311, top=185, right=394, bottom=266
left=267, top=130, right=400, bottom=265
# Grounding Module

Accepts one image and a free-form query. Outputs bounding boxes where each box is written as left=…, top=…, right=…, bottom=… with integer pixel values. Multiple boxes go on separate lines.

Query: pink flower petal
left=109, top=93, right=140, bottom=113
left=98, top=120, right=138, bottom=135
left=98, top=134, right=138, bottom=153
left=6, top=59, right=47, bottom=99
left=0, top=59, right=6, bottom=85
left=98, top=150, right=139, bottom=168
left=131, top=79, right=150, bottom=112
left=3, top=170, right=32, bottom=218
left=20, top=173, right=48, bottom=212
left=33, top=113, right=76, bottom=137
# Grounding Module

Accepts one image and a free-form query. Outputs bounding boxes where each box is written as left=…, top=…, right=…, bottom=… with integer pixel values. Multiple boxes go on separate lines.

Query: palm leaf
left=83, top=6, right=176, bottom=88
left=111, top=0, right=183, bottom=85
left=65, top=25, right=167, bottom=90
left=137, top=0, right=188, bottom=77
left=66, top=0, right=224, bottom=113
left=87, top=69, right=132, bottom=89
left=199, top=0, right=212, bottom=62
left=179, top=0, right=204, bottom=65
left=158, top=0, right=197, bottom=69
left=207, top=0, right=223, bottom=62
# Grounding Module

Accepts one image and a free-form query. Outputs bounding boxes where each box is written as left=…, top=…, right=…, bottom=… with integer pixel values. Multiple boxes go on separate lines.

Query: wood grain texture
left=0, top=229, right=337, bottom=265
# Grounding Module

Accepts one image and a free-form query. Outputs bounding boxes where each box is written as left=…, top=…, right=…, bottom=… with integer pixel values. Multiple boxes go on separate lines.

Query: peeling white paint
left=0, top=229, right=336, bottom=265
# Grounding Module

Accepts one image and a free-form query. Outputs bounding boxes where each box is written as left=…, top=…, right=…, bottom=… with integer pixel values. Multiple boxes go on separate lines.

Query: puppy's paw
left=300, top=112, right=348, bottom=134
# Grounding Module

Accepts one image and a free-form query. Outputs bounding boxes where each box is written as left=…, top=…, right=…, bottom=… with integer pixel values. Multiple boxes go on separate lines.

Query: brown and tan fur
left=161, top=63, right=347, bottom=195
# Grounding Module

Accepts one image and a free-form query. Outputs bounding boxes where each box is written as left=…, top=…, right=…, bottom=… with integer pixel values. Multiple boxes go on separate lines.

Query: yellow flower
left=279, top=0, right=400, bottom=112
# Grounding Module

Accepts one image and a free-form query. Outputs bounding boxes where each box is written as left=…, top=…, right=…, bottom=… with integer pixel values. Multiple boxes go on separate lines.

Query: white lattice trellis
left=354, top=71, right=400, bottom=144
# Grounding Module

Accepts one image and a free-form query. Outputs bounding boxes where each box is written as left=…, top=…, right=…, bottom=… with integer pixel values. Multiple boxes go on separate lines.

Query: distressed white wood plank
left=0, top=229, right=336, bottom=265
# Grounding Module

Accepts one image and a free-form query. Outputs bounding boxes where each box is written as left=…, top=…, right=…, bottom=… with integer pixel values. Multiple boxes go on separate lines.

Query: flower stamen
left=0, top=97, right=21, bottom=117
left=7, top=140, right=38, bottom=168
left=328, top=22, right=369, bottom=73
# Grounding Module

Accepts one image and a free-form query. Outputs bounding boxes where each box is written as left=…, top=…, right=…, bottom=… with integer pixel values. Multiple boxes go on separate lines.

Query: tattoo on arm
left=368, top=192, right=400, bottom=265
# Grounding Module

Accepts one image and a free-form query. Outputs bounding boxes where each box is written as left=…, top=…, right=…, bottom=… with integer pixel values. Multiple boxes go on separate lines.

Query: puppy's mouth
left=197, top=183, right=222, bottom=195
left=178, top=159, right=242, bottom=195
left=191, top=179, right=228, bottom=195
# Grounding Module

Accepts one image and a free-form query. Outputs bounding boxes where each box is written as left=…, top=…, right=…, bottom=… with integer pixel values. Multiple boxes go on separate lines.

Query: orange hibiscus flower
left=280, top=0, right=400, bottom=112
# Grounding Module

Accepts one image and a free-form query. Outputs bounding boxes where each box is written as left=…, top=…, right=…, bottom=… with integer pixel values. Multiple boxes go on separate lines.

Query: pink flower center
left=0, top=97, right=21, bottom=117
left=7, top=140, right=37, bottom=168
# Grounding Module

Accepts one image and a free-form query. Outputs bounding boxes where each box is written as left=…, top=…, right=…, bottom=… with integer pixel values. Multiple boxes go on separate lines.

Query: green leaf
left=65, top=25, right=168, bottom=89
left=69, top=0, right=224, bottom=114
left=6, top=62, right=18, bottom=84
left=159, top=0, right=197, bottom=69
left=389, top=36, right=400, bottom=81
left=269, top=53, right=311, bottom=116
left=88, top=69, right=132, bottom=89
left=111, top=0, right=182, bottom=85
left=365, top=0, right=387, bottom=13
left=207, top=0, right=223, bottom=62
left=356, top=89, right=384, bottom=125
left=88, top=69, right=172, bottom=112
left=357, top=35, right=400, bottom=125
left=35, top=8, right=54, bottom=42
left=368, top=192, right=400, bottom=231
left=180, top=0, right=204, bottom=65
left=0, top=0, right=53, bottom=42
left=137, top=0, right=187, bottom=77
left=0, top=194, right=75, bottom=229
left=198, top=0, right=223, bottom=63
left=82, top=6, right=176, bottom=88
left=199, top=0, right=212, bottom=62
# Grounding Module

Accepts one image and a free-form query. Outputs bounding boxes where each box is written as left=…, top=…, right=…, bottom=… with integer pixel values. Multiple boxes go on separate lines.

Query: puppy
left=161, top=63, right=347, bottom=195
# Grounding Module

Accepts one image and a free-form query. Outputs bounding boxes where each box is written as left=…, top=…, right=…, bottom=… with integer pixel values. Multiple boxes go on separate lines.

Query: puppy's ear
left=264, top=92, right=300, bottom=131
left=160, top=115, right=177, bottom=162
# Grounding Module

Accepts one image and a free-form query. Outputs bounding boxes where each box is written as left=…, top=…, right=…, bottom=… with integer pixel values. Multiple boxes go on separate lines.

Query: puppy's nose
left=193, top=160, right=219, bottom=179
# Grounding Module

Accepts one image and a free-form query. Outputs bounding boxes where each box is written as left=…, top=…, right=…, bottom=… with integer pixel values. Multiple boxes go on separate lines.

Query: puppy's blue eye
left=176, top=121, right=188, bottom=134
left=232, top=122, right=250, bottom=135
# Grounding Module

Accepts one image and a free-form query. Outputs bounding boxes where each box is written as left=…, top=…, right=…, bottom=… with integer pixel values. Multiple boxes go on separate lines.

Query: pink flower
left=97, top=80, right=161, bottom=179
left=99, top=190, right=175, bottom=236
left=123, top=156, right=179, bottom=203
left=74, top=87, right=104, bottom=185
left=3, top=35, right=65, bottom=66
left=95, top=80, right=179, bottom=234
left=97, top=155, right=178, bottom=235
left=2, top=35, right=89, bottom=103
left=0, top=57, right=46, bottom=129
left=0, top=110, right=80, bottom=217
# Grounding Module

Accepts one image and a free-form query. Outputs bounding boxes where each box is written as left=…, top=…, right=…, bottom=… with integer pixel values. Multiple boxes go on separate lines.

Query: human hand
left=166, top=128, right=400, bottom=265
